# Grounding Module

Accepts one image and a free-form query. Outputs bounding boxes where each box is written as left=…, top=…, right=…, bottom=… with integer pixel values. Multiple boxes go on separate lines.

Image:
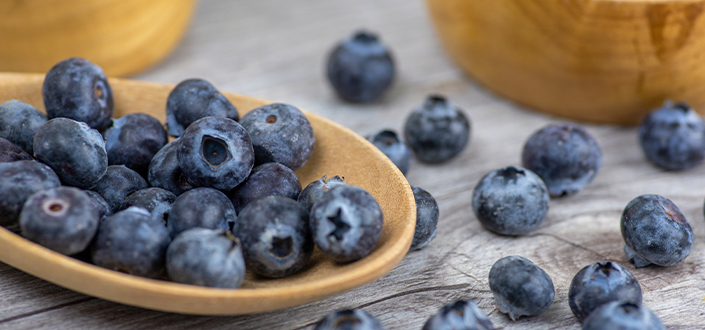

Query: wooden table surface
left=2, top=0, right=704, bottom=329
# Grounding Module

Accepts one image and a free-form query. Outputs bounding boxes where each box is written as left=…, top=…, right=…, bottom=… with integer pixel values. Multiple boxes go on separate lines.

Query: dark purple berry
left=488, top=255, right=554, bottom=320
left=583, top=302, right=665, bottom=330
left=410, top=185, right=439, bottom=251
left=228, top=162, right=302, bottom=214
left=404, top=95, right=470, bottom=163
left=166, top=79, right=239, bottom=137
left=104, top=113, right=167, bottom=177
left=90, top=165, right=148, bottom=213
left=569, top=261, right=642, bottom=323
left=0, top=138, right=34, bottom=163
left=148, top=139, right=192, bottom=196
left=367, top=129, right=410, bottom=175
left=298, top=175, right=346, bottom=214
left=0, top=160, right=61, bottom=229
left=167, top=187, right=235, bottom=239
left=314, top=309, right=385, bottom=330
left=423, top=300, right=493, bottom=330
left=0, top=100, right=47, bottom=155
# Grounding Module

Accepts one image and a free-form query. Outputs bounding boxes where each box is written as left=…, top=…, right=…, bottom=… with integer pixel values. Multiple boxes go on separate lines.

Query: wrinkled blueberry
left=120, top=187, right=176, bottom=224
left=409, top=185, right=439, bottom=251
left=148, top=139, right=192, bottom=196
left=0, top=100, right=47, bottom=155
left=234, top=196, right=312, bottom=278
left=83, top=190, right=113, bottom=222
left=472, top=166, right=549, bottom=236
left=90, top=165, right=148, bottom=213
left=228, top=162, right=302, bottom=214
left=310, top=185, right=383, bottom=263
left=326, top=31, right=395, bottom=103
left=298, top=175, right=346, bottom=214
left=166, top=79, right=239, bottom=137
left=569, top=261, right=642, bottom=323
left=522, top=122, right=602, bottom=197
left=104, top=113, right=167, bottom=177
left=314, top=309, right=385, bottom=330
left=621, top=194, right=693, bottom=267
left=583, top=302, right=665, bottom=330
left=404, top=95, right=470, bottom=164
left=423, top=300, right=494, bottom=330
left=239, top=103, right=315, bottom=170
left=367, top=129, right=411, bottom=175
left=488, top=255, right=554, bottom=320
left=33, top=118, right=108, bottom=189
left=168, top=187, right=235, bottom=239
left=90, top=207, right=171, bottom=278
left=42, top=57, right=113, bottom=131
left=0, top=138, right=34, bottom=163
left=20, top=187, right=99, bottom=255
left=177, top=116, right=254, bottom=190
left=0, top=160, right=60, bottom=229
left=166, top=228, right=246, bottom=288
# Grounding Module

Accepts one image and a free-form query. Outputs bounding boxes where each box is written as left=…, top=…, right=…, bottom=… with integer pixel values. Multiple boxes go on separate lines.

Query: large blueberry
left=314, top=309, right=385, bottom=330
left=177, top=116, right=254, bottom=190
left=488, top=255, right=554, bottom=320
left=166, top=79, right=239, bottom=137
left=239, top=103, right=315, bottom=170
left=472, top=166, right=549, bottom=236
left=148, top=139, right=192, bottom=196
left=326, top=31, right=395, bottom=103
left=228, top=162, right=302, bottom=214
left=0, top=138, right=34, bottom=163
left=583, top=302, right=665, bottom=330
left=422, top=300, right=493, bottom=330
left=90, top=165, right=148, bottom=213
left=569, top=261, right=642, bottom=323
left=522, top=122, right=602, bottom=197
left=83, top=190, right=113, bottom=222
left=33, top=118, right=108, bottom=189
left=404, top=95, right=470, bottom=164
left=410, top=185, right=439, bottom=251
left=0, top=160, right=60, bottom=229
left=42, top=57, right=113, bottom=131
left=167, top=187, right=235, bottom=239
left=120, top=187, right=176, bottom=224
left=0, top=100, right=47, bottom=155
left=621, top=194, right=693, bottom=267
left=104, top=113, right=167, bottom=177
left=298, top=174, right=346, bottom=214
left=367, top=129, right=411, bottom=175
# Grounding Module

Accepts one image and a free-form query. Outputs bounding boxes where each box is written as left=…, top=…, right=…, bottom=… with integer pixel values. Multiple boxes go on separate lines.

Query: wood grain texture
left=0, top=0, right=704, bottom=329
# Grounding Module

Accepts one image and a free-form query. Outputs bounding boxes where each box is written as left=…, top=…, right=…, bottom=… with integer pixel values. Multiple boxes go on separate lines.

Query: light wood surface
left=0, top=0, right=704, bottom=329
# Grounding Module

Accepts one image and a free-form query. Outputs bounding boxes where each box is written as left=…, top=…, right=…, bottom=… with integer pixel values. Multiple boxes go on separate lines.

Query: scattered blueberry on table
left=422, top=300, right=494, bottom=330
left=0, top=100, right=47, bottom=155
left=582, top=301, right=665, bottom=330
left=404, top=95, right=470, bottom=164
left=488, top=255, right=555, bottom=320
left=314, top=309, right=385, bottom=330
left=367, top=129, right=411, bottom=175
left=165, top=78, right=239, bottom=137
left=409, top=185, right=439, bottom=251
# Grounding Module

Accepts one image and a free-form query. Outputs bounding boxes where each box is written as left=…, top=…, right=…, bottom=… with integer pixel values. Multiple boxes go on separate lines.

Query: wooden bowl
left=0, top=0, right=195, bottom=77
left=0, top=73, right=416, bottom=315
left=425, top=0, right=705, bottom=125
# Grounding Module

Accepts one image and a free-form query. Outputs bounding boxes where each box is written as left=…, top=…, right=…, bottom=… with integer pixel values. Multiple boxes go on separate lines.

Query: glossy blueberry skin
left=472, top=166, right=549, bottom=236
left=234, top=196, right=312, bottom=278
left=33, top=118, right=108, bottom=189
left=326, top=31, right=395, bottom=103
left=314, top=309, right=385, bottom=330
left=120, top=188, right=176, bottom=224
left=90, top=208, right=171, bottom=278
left=569, top=261, right=642, bottom=323
left=83, top=190, right=113, bottom=222
left=488, top=255, right=555, bottom=320
left=104, top=113, right=167, bottom=177
left=239, top=103, right=315, bottom=170
left=0, top=160, right=61, bottom=229
left=621, top=194, right=693, bottom=267
left=404, top=95, right=470, bottom=164
left=148, top=139, right=192, bottom=196
left=410, top=186, right=439, bottom=251
left=368, top=130, right=411, bottom=175
left=638, top=100, right=705, bottom=170
left=177, top=116, right=254, bottom=191
left=522, top=122, right=602, bottom=197
left=90, top=165, right=148, bottom=213
left=582, top=302, right=665, bottom=330
left=168, top=187, right=235, bottom=239
left=42, top=57, right=113, bottom=131
left=166, top=79, right=239, bottom=137
left=166, top=228, right=246, bottom=288
left=228, top=162, right=302, bottom=214
left=19, top=187, right=99, bottom=255
left=423, top=300, right=494, bottom=330
left=310, top=185, right=383, bottom=263
left=0, top=138, right=34, bottom=163
left=298, top=174, right=346, bottom=214
left=0, top=100, right=47, bottom=155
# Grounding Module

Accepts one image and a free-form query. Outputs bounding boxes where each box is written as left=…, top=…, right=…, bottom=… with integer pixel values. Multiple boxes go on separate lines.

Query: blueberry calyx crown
left=42, top=198, right=68, bottom=216
left=327, top=208, right=350, bottom=241
left=595, top=261, right=616, bottom=276
left=200, top=136, right=231, bottom=168
left=94, top=80, right=108, bottom=108
left=498, top=166, right=525, bottom=184
left=660, top=200, right=687, bottom=224
left=371, top=130, right=400, bottom=146
left=423, top=95, right=448, bottom=111
left=269, top=236, right=294, bottom=259
left=331, top=310, right=361, bottom=326
left=352, top=31, right=379, bottom=44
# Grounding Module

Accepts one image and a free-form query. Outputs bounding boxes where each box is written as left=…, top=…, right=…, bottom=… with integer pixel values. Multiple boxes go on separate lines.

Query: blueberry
left=19, top=187, right=99, bottom=255
left=409, top=185, right=439, bottom=251
left=522, top=122, right=602, bottom=197
left=472, top=166, right=549, bottom=236
left=239, top=103, right=315, bottom=170
left=42, top=57, right=113, bottom=131
left=83, top=190, right=113, bottom=222
left=168, top=187, right=235, bottom=239
left=367, top=129, right=411, bottom=175
left=326, top=30, right=395, bottom=103
left=90, top=165, right=148, bottom=213
left=569, top=261, right=642, bottom=323
left=310, top=185, right=383, bottom=263
left=234, top=196, right=312, bottom=278
left=582, top=302, right=665, bottom=330
left=422, top=300, right=494, bottom=330
left=298, top=174, right=346, bottom=214
left=166, top=228, right=245, bottom=288
left=0, top=160, right=60, bottom=229
left=104, top=113, right=167, bottom=177
left=638, top=100, right=705, bottom=170
left=488, top=255, right=554, bottom=320
left=404, top=95, right=470, bottom=164
left=621, top=194, right=693, bottom=267
left=120, top=187, right=176, bottom=224
left=166, top=79, right=239, bottom=137
left=33, top=117, right=108, bottom=189
left=228, top=162, right=302, bottom=214
left=90, top=207, right=171, bottom=278
left=314, top=309, right=385, bottom=330
left=0, top=100, right=47, bottom=155
left=177, top=116, right=254, bottom=190
left=148, top=139, right=192, bottom=196
left=0, top=138, right=34, bottom=163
